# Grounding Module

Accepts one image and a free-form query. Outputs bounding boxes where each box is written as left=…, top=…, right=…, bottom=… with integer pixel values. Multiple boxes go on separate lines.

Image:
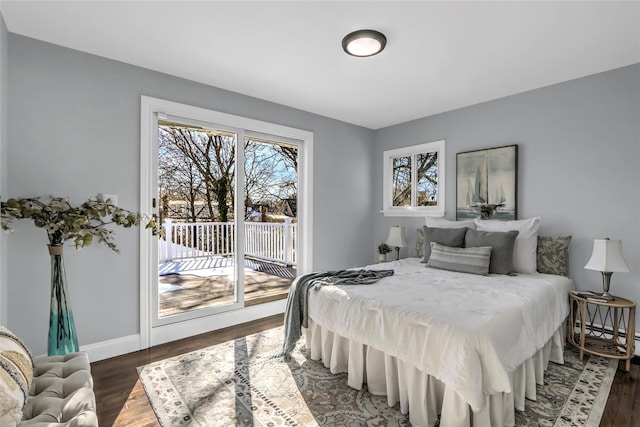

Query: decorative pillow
left=475, top=217, right=540, bottom=274
left=427, top=242, right=492, bottom=275
left=537, top=235, right=572, bottom=276
left=465, top=228, right=519, bottom=275
left=0, top=327, right=34, bottom=427
left=421, top=226, right=468, bottom=263
left=416, top=228, right=425, bottom=259
left=426, top=217, right=476, bottom=230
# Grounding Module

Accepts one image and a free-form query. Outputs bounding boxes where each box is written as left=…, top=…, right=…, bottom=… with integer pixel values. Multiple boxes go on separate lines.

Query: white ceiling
left=1, top=1, right=639, bottom=129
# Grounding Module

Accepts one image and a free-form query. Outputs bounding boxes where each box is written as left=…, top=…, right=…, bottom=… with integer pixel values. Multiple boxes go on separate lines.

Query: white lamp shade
left=584, top=239, right=630, bottom=273
left=386, top=226, right=407, bottom=248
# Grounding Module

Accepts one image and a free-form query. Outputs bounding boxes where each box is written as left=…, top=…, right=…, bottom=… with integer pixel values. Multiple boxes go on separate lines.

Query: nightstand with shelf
left=568, top=291, right=636, bottom=371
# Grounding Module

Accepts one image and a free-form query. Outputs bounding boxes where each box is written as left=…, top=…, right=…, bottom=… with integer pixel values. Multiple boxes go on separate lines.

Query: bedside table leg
left=627, top=306, right=635, bottom=373
left=579, top=300, right=588, bottom=361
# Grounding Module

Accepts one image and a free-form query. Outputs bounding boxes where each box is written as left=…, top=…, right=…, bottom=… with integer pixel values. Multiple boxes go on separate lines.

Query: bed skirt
left=304, top=318, right=566, bottom=427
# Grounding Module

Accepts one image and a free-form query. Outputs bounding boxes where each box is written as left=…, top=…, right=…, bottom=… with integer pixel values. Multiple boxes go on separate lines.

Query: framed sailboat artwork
left=456, top=145, right=517, bottom=220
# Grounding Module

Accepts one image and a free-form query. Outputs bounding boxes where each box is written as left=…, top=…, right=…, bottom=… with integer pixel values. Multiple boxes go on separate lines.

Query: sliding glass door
left=156, top=119, right=242, bottom=322
left=149, top=115, right=300, bottom=329
left=243, top=135, right=298, bottom=305
left=140, top=96, right=312, bottom=347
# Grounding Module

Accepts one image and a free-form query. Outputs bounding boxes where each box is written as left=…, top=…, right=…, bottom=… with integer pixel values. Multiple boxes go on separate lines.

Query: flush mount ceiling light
left=342, top=29, right=387, bottom=57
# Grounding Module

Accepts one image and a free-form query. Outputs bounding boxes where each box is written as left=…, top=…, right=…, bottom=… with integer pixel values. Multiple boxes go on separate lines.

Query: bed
left=299, top=219, right=573, bottom=427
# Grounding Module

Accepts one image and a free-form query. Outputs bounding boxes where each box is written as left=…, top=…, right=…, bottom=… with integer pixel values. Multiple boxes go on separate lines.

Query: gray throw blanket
left=281, top=269, right=394, bottom=357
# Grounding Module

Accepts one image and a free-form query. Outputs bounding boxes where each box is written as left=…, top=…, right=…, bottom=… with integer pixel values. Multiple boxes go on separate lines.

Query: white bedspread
left=307, top=258, right=572, bottom=412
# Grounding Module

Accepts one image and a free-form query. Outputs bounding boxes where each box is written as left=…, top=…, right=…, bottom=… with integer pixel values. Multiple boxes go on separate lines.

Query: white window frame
left=140, top=96, right=314, bottom=348
left=382, top=140, right=445, bottom=217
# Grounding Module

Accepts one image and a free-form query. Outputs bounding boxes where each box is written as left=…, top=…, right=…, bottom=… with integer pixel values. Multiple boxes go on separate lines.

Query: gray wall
left=5, top=30, right=639, bottom=355
left=374, top=64, right=640, bottom=330
left=6, top=34, right=375, bottom=355
left=0, top=13, right=7, bottom=325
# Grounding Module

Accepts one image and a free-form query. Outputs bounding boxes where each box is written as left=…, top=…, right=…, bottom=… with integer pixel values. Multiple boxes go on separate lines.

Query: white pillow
left=474, top=217, right=540, bottom=274
left=426, top=217, right=476, bottom=230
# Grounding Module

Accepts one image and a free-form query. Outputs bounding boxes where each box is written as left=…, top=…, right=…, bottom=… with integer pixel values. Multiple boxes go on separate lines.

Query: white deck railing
left=160, top=218, right=296, bottom=266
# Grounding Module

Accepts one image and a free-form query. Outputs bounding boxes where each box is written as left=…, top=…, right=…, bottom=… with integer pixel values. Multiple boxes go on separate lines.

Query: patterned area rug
left=138, top=327, right=617, bottom=427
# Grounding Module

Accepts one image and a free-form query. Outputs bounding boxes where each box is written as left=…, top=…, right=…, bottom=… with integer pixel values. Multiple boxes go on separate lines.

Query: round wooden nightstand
left=568, top=292, right=636, bottom=371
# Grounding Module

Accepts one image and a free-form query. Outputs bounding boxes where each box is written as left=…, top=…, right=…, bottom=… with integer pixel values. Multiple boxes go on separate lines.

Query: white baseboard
left=81, top=333, right=141, bottom=363
left=80, top=300, right=286, bottom=362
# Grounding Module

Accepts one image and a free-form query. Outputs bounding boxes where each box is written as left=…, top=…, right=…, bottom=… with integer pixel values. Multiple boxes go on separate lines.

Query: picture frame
left=456, top=144, right=518, bottom=220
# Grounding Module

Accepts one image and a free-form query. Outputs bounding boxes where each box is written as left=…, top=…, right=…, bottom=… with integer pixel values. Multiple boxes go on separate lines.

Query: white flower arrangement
left=1, top=195, right=157, bottom=252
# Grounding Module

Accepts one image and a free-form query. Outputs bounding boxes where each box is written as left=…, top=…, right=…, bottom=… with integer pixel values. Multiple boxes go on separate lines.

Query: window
left=382, top=140, right=445, bottom=217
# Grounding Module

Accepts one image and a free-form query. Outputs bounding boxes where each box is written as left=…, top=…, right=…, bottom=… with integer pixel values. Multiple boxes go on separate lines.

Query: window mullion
left=236, top=129, right=246, bottom=306
left=411, top=155, right=417, bottom=207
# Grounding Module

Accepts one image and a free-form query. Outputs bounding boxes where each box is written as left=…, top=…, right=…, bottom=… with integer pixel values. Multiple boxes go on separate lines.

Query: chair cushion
left=19, top=352, right=97, bottom=427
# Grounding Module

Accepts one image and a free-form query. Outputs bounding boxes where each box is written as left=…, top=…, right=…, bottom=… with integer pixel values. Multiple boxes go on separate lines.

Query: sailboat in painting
left=472, top=164, right=487, bottom=204
left=457, top=145, right=517, bottom=221
left=495, top=185, right=506, bottom=205
left=464, top=161, right=507, bottom=219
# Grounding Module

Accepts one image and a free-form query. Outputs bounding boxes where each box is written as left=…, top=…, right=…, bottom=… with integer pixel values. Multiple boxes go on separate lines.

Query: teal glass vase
left=47, top=244, right=79, bottom=355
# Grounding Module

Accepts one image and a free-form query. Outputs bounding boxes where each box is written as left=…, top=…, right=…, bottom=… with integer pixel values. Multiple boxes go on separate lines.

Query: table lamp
left=386, top=226, right=407, bottom=261
left=584, top=238, right=630, bottom=300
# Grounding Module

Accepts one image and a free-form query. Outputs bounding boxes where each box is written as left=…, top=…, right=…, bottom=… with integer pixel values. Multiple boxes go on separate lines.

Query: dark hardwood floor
left=602, top=358, right=640, bottom=427
left=92, top=315, right=638, bottom=426
left=91, top=314, right=284, bottom=427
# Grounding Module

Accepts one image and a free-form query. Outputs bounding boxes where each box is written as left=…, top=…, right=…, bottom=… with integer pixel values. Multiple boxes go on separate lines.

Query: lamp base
left=599, top=291, right=615, bottom=301
left=393, top=247, right=400, bottom=261
left=599, top=271, right=616, bottom=301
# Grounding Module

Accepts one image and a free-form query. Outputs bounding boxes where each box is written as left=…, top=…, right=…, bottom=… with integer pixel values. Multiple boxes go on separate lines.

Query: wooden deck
left=159, top=256, right=296, bottom=317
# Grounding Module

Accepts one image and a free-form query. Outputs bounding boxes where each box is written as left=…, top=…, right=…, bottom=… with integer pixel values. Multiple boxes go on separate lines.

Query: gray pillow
left=465, top=228, right=519, bottom=275
left=537, top=235, right=572, bottom=276
left=416, top=228, right=425, bottom=259
left=427, top=242, right=492, bottom=275
left=421, top=226, right=468, bottom=263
